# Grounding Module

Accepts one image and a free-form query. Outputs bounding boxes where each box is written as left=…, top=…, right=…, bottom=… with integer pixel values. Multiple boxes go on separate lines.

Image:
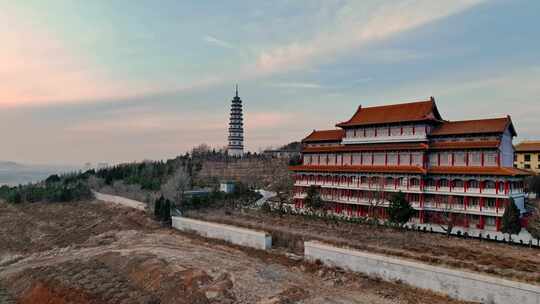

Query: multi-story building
left=290, top=98, right=530, bottom=232
left=514, top=141, right=540, bottom=173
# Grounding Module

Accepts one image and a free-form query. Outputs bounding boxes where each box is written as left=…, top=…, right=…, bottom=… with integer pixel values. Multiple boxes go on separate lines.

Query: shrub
left=387, top=191, right=414, bottom=228
left=501, top=198, right=522, bottom=238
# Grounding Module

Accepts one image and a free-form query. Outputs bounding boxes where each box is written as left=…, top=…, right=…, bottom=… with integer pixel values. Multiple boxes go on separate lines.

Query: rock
left=205, top=290, right=220, bottom=300
left=256, top=298, right=282, bottom=304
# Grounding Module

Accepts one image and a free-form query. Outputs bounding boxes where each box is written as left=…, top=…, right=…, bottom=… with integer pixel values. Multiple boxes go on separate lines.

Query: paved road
left=255, top=189, right=276, bottom=207
left=93, top=191, right=146, bottom=211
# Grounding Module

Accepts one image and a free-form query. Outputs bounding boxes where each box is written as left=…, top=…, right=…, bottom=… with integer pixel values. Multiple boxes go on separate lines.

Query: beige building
left=514, top=141, right=540, bottom=173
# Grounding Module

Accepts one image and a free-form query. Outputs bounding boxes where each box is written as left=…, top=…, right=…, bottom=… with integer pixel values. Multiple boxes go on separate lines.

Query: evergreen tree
left=304, top=185, right=323, bottom=210
left=501, top=198, right=522, bottom=239
left=387, top=191, right=415, bottom=228
left=162, top=199, right=172, bottom=223
left=154, top=196, right=164, bottom=219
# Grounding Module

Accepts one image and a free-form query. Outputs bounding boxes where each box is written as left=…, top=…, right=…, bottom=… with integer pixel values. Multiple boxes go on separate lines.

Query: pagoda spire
left=235, top=84, right=238, bottom=97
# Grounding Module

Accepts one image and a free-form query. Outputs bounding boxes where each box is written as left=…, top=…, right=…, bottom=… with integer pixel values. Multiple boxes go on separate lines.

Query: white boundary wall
left=172, top=217, right=272, bottom=250
left=305, top=241, right=540, bottom=304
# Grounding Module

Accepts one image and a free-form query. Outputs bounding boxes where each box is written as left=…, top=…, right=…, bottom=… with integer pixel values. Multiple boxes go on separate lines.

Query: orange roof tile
left=289, top=165, right=426, bottom=174
left=303, top=143, right=428, bottom=153
left=430, top=117, right=516, bottom=137
left=336, top=98, right=442, bottom=127
left=429, top=140, right=500, bottom=150
left=428, top=166, right=531, bottom=176
left=514, top=141, right=540, bottom=152
left=302, top=129, right=344, bottom=143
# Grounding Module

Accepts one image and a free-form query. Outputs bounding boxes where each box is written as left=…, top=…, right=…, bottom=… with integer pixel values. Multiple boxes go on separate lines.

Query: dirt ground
left=188, top=208, right=540, bottom=285
left=0, top=201, right=473, bottom=304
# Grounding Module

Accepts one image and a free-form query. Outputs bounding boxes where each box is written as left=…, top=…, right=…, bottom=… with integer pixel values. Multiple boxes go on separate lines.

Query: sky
left=1, top=0, right=540, bottom=165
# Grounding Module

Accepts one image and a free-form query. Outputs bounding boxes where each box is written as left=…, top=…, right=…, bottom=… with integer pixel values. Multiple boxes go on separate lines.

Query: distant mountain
left=0, top=161, right=25, bottom=170
left=0, top=161, right=80, bottom=186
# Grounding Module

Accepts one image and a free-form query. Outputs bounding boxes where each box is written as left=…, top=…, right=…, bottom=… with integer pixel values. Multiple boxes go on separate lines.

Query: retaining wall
left=172, top=217, right=272, bottom=250
left=305, top=241, right=540, bottom=304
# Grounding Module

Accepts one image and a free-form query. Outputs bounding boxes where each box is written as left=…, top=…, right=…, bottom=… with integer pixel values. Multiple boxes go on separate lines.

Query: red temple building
left=289, top=98, right=530, bottom=232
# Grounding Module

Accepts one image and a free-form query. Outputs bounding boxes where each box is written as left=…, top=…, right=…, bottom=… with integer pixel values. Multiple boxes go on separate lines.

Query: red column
left=480, top=197, right=484, bottom=211
left=497, top=152, right=501, bottom=167
left=397, top=152, right=401, bottom=165
left=496, top=198, right=500, bottom=213
left=504, top=181, right=509, bottom=194
left=412, top=125, right=416, bottom=135
left=479, top=216, right=485, bottom=229
left=436, top=179, right=440, bottom=191
left=371, top=153, right=374, bottom=165
left=437, top=153, right=441, bottom=166
left=495, top=180, right=499, bottom=194
left=465, top=152, right=469, bottom=166
left=496, top=218, right=501, bottom=231
left=451, top=153, right=455, bottom=166
left=481, top=152, right=485, bottom=167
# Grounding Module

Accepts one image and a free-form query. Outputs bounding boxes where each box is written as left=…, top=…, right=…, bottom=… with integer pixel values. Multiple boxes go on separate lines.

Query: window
left=429, top=154, right=438, bottom=166
left=525, top=164, right=531, bottom=169
left=454, top=152, right=466, bottom=166
left=439, top=152, right=450, bottom=166
left=525, top=154, right=531, bottom=162
left=411, top=153, right=422, bottom=166
left=390, top=126, right=401, bottom=136
left=373, top=153, right=385, bottom=165
left=538, top=154, right=540, bottom=161
left=387, top=153, right=397, bottom=165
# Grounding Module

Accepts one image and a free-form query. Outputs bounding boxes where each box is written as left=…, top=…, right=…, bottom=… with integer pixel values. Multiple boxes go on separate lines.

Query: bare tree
left=367, top=175, right=386, bottom=223
left=269, top=165, right=294, bottom=210
left=437, top=199, right=457, bottom=237
left=192, top=143, right=211, bottom=155
left=161, top=166, right=191, bottom=208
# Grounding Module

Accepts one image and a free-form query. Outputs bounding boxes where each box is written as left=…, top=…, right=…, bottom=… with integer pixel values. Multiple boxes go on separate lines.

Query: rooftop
left=514, top=141, right=540, bottom=152
left=302, top=129, right=345, bottom=143
left=431, top=117, right=516, bottom=137
left=336, top=98, right=442, bottom=127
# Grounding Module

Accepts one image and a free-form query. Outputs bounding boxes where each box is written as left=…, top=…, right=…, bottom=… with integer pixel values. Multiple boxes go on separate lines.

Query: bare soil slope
left=0, top=201, right=471, bottom=304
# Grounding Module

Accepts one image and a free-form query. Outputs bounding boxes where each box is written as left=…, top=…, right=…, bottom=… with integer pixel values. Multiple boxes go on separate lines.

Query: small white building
left=220, top=181, right=236, bottom=194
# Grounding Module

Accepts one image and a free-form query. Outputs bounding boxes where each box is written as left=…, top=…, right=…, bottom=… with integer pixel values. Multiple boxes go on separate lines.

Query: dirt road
left=0, top=201, right=471, bottom=304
